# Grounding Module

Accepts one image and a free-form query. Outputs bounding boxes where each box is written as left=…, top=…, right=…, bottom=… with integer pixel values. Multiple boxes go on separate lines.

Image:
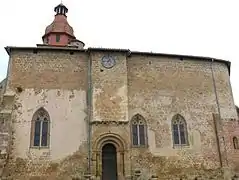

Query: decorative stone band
left=90, top=120, right=129, bottom=126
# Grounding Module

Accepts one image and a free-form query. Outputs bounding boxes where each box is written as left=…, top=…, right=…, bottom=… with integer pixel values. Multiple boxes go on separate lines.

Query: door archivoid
left=93, top=133, right=127, bottom=179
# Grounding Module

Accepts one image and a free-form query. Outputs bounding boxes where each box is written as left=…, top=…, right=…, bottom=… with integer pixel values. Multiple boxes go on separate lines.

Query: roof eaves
left=4, top=46, right=87, bottom=54
left=130, top=50, right=215, bottom=60
left=4, top=46, right=10, bottom=55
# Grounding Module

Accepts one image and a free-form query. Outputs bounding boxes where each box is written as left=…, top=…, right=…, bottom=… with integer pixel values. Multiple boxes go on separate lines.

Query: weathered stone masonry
left=0, top=78, right=13, bottom=178
left=0, top=46, right=238, bottom=180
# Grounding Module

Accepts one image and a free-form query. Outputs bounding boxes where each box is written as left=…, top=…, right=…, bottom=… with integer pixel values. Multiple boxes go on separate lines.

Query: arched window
left=131, top=114, right=147, bottom=147
left=233, top=137, right=239, bottom=149
left=172, top=114, right=188, bottom=146
left=31, top=108, right=50, bottom=148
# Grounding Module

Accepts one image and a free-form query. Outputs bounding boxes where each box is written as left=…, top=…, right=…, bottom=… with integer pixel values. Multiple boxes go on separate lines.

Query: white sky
left=0, top=0, right=239, bottom=104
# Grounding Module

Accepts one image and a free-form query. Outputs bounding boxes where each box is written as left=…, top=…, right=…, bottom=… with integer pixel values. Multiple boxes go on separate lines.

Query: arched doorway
left=102, top=143, right=117, bottom=180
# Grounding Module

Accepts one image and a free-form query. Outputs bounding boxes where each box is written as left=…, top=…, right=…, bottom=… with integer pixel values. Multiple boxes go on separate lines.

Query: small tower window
left=56, top=34, right=61, bottom=42
left=233, top=137, right=239, bottom=149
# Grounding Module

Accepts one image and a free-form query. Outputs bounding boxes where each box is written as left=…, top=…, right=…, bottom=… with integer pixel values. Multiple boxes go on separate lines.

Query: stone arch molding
left=92, top=133, right=129, bottom=178
left=130, top=108, right=148, bottom=120
left=32, top=107, right=50, bottom=119
left=93, top=133, right=127, bottom=152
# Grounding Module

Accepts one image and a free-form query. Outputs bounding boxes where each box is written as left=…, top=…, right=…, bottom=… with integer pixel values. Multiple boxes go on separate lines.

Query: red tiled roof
left=43, top=15, right=75, bottom=38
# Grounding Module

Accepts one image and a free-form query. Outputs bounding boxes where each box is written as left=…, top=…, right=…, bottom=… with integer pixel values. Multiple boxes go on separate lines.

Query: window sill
left=173, top=144, right=190, bottom=149
left=30, top=146, right=50, bottom=150
left=131, top=145, right=148, bottom=149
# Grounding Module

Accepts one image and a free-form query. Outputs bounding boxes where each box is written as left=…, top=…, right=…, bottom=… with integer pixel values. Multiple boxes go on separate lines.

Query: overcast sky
left=0, top=0, right=239, bottom=104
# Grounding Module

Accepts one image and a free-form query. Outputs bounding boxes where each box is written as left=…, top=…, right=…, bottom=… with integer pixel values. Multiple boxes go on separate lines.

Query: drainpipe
left=210, top=59, right=228, bottom=167
left=87, top=51, right=93, bottom=174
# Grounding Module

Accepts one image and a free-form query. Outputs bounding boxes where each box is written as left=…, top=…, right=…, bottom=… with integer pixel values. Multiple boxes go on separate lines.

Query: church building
left=0, top=3, right=239, bottom=180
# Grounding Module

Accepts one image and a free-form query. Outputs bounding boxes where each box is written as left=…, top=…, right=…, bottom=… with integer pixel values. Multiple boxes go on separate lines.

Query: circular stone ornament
left=101, top=55, right=116, bottom=69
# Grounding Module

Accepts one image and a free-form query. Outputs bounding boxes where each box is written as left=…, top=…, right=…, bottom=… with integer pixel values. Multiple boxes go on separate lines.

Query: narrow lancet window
left=31, top=108, right=50, bottom=148
left=172, top=114, right=188, bottom=146
left=131, top=114, right=147, bottom=147
left=233, top=137, right=239, bottom=149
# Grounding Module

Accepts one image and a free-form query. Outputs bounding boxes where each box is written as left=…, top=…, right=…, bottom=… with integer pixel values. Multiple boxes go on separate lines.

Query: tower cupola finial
left=54, top=3, right=68, bottom=16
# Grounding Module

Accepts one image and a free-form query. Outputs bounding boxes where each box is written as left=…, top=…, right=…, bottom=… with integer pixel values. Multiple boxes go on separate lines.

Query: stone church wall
left=7, top=49, right=88, bottom=90
left=91, top=51, right=128, bottom=123
left=220, top=119, right=239, bottom=175
left=127, top=55, right=238, bottom=179
left=0, top=78, right=14, bottom=178
left=0, top=78, right=6, bottom=103
left=2, top=49, right=90, bottom=179
left=1, top=49, right=238, bottom=179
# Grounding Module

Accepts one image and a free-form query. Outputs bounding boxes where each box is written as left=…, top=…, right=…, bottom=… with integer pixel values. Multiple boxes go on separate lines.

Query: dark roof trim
left=87, top=47, right=130, bottom=53
left=5, top=46, right=87, bottom=55
left=4, top=46, right=231, bottom=75
left=130, top=50, right=220, bottom=61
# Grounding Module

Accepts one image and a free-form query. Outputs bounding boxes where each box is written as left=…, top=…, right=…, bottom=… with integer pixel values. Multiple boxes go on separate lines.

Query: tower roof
left=42, top=3, right=77, bottom=46
left=43, top=15, right=75, bottom=38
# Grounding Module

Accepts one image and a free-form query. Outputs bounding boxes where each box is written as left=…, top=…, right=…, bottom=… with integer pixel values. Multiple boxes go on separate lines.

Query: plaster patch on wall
left=12, top=88, right=87, bottom=161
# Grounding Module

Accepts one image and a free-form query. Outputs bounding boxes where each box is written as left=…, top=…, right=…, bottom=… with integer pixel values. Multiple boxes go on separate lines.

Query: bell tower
left=41, top=3, right=85, bottom=48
